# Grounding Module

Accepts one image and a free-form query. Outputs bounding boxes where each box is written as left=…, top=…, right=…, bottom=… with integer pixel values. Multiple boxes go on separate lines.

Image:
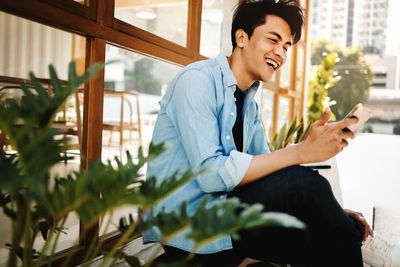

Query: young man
left=143, top=0, right=376, bottom=266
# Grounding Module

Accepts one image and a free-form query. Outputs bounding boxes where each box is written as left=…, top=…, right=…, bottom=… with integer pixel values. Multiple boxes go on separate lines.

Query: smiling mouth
left=266, top=58, right=280, bottom=70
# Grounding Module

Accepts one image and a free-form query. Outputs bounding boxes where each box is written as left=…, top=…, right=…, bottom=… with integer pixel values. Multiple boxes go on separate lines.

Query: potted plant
left=0, top=62, right=305, bottom=267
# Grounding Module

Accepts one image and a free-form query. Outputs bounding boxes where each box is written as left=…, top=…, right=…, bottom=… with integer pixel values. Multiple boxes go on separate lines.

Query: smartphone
left=342, top=103, right=373, bottom=133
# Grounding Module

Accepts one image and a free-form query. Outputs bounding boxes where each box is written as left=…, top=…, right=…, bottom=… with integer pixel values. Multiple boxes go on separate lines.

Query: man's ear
left=235, top=29, right=248, bottom=48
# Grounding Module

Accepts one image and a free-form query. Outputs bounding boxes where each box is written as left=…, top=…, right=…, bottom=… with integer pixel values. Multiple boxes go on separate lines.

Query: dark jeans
left=153, top=165, right=363, bottom=267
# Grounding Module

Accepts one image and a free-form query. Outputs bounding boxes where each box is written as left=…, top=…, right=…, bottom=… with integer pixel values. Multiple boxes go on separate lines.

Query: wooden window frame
left=0, top=0, right=309, bottom=264
left=40, top=0, right=97, bottom=20
left=261, top=0, right=310, bottom=134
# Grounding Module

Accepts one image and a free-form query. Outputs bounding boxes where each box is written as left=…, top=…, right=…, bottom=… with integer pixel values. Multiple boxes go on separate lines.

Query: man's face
left=239, top=15, right=292, bottom=83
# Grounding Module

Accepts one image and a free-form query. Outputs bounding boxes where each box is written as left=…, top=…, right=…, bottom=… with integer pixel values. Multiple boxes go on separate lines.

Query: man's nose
left=273, top=46, right=286, bottom=60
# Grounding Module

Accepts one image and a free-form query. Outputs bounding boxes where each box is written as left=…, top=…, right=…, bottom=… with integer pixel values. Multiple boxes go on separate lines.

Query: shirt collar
left=216, top=52, right=237, bottom=88
left=215, top=52, right=260, bottom=94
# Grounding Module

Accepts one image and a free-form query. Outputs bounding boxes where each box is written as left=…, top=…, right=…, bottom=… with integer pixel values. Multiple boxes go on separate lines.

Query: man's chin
left=260, top=73, right=274, bottom=83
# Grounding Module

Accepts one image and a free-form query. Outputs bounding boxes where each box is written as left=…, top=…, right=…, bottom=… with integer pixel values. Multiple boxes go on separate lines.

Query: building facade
left=309, top=0, right=400, bottom=90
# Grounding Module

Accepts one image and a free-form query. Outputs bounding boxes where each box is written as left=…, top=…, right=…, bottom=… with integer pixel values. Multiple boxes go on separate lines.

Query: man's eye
left=283, top=47, right=288, bottom=52
left=269, top=38, right=277, bottom=43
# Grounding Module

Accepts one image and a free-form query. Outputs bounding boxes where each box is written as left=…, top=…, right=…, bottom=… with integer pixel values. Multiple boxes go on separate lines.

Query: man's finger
left=315, top=107, right=332, bottom=126
left=341, top=139, right=349, bottom=148
left=332, top=117, right=359, bottom=131
left=364, top=224, right=372, bottom=241
left=355, top=214, right=371, bottom=241
left=341, top=130, right=356, bottom=140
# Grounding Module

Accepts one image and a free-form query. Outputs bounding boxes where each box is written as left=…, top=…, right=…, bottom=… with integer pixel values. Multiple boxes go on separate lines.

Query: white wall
left=337, top=133, right=400, bottom=226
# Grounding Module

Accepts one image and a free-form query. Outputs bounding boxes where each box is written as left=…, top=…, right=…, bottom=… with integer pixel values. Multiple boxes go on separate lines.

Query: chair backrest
left=0, top=75, right=82, bottom=148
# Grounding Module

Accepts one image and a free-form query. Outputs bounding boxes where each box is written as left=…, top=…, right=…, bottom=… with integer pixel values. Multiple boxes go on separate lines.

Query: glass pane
left=296, top=46, right=305, bottom=92
left=277, top=96, right=290, bottom=130
left=200, top=0, right=238, bottom=58
left=33, top=164, right=81, bottom=251
left=114, top=0, right=188, bottom=47
left=294, top=99, right=301, bottom=118
left=260, top=89, right=274, bottom=139
left=101, top=45, right=182, bottom=235
left=73, top=0, right=85, bottom=4
left=279, top=48, right=292, bottom=89
left=0, top=11, right=85, bottom=254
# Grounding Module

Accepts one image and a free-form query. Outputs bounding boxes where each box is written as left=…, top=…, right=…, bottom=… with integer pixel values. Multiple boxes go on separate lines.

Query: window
left=260, top=0, right=308, bottom=134
left=102, top=45, right=182, bottom=163
left=114, top=0, right=189, bottom=47
left=373, top=82, right=386, bottom=88
left=200, top=0, right=236, bottom=58
left=277, top=96, right=290, bottom=130
left=260, top=90, right=274, bottom=136
left=0, top=11, right=86, bottom=254
left=374, top=73, right=387, bottom=78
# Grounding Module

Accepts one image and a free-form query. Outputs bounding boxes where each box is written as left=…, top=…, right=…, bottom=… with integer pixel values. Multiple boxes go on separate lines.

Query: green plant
left=311, top=40, right=373, bottom=120
left=308, top=52, right=341, bottom=122
left=0, top=63, right=305, bottom=267
left=267, top=116, right=312, bottom=152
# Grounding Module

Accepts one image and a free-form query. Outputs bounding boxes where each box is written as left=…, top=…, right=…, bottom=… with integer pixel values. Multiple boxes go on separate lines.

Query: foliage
left=267, top=116, right=312, bottom=152
left=120, top=198, right=305, bottom=253
left=307, top=52, right=341, bottom=122
left=311, top=40, right=374, bottom=120
left=0, top=63, right=305, bottom=267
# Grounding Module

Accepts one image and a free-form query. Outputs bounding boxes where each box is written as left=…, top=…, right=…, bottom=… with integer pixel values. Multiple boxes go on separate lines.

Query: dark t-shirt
left=232, top=87, right=245, bottom=152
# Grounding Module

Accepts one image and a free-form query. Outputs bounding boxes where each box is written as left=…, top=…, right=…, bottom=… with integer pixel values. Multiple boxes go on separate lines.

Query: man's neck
left=227, top=52, right=256, bottom=91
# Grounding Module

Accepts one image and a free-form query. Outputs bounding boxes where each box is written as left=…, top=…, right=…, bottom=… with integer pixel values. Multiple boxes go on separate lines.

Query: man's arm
left=169, top=69, right=252, bottom=192
left=239, top=108, right=358, bottom=186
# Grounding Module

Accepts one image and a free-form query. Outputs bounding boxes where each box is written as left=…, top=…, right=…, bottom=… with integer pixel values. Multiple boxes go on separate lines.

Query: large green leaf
left=275, top=123, right=286, bottom=150
left=187, top=197, right=306, bottom=247
left=119, top=197, right=305, bottom=254
left=119, top=203, right=190, bottom=241
left=35, top=143, right=178, bottom=225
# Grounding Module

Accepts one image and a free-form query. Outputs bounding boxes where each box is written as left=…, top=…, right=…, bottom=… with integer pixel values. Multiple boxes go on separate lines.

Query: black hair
left=231, top=0, right=305, bottom=51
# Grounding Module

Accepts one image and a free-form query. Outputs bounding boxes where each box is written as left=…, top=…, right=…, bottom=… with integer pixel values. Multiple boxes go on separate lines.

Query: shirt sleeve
left=164, top=69, right=252, bottom=193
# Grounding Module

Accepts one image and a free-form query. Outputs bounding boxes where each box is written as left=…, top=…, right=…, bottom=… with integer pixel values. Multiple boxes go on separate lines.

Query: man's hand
left=344, top=209, right=374, bottom=241
left=241, top=108, right=358, bottom=185
left=298, top=107, right=358, bottom=164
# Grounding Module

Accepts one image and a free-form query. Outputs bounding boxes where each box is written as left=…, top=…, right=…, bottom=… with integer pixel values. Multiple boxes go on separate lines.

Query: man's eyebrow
left=268, top=31, right=292, bottom=46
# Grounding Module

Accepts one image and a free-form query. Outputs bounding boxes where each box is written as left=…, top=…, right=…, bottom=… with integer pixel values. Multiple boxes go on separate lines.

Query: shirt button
left=226, top=135, right=231, bottom=140
left=219, top=195, right=224, bottom=200
left=230, top=112, right=234, bottom=116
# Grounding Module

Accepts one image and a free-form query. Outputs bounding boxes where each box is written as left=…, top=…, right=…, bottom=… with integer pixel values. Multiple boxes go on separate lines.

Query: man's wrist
left=288, top=143, right=307, bottom=165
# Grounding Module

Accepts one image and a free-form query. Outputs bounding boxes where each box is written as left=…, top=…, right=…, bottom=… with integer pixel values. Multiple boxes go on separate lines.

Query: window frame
left=260, top=0, right=310, bottom=134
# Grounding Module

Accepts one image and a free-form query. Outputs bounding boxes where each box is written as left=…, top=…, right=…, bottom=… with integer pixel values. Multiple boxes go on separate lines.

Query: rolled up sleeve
left=217, top=150, right=253, bottom=191
left=165, top=69, right=251, bottom=193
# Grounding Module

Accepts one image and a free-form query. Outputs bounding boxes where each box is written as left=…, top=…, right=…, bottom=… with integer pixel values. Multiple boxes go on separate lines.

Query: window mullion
left=187, top=0, right=202, bottom=59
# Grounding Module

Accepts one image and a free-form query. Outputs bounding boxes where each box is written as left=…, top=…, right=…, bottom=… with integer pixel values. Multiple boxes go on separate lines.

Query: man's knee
left=282, top=165, right=333, bottom=197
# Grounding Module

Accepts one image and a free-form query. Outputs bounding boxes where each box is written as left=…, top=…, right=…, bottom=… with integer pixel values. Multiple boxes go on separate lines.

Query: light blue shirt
left=142, top=52, right=270, bottom=253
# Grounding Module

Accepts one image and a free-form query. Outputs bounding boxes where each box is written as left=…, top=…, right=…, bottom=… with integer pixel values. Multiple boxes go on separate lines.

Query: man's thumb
left=316, top=107, right=331, bottom=126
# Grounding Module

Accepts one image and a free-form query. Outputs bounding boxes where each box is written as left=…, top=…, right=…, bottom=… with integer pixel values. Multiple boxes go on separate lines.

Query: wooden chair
left=0, top=75, right=82, bottom=153
left=101, top=89, right=142, bottom=148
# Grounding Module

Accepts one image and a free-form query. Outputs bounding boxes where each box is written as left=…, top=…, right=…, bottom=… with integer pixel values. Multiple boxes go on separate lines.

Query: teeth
left=266, top=58, right=279, bottom=69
